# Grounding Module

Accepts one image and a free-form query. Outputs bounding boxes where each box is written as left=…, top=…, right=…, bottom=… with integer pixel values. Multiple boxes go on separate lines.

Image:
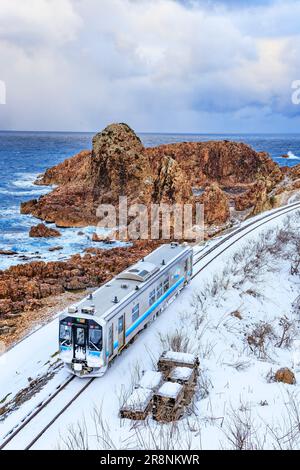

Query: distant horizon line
left=0, top=129, right=300, bottom=136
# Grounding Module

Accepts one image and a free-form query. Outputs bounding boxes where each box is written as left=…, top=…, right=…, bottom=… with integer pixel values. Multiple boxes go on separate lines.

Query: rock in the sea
left=20, top=122, right=285, bottom=232
left=0, top=250, right=17, bottom=256
left=48, top=246, right=63, bottom=252
left=200, top=183, right=230, bottom=225
left=29, top=223, right=61, bottom=238
left=274, top=367, right=296, bottom=385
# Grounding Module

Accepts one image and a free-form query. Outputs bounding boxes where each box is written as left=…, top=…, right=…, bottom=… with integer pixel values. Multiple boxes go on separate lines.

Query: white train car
left=59, top=243, right=193, bottom=377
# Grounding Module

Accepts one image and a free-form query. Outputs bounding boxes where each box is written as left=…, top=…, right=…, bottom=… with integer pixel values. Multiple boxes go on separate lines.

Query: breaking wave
left=286, top=151, right=300, bottom=160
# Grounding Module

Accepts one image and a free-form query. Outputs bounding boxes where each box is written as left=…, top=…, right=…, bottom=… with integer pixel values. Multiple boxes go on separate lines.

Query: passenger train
left=59, top=243, right=193, bottom=377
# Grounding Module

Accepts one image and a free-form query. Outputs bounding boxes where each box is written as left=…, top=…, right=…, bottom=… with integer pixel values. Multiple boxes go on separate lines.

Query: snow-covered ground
left=1, top=206, right=300, bottom=450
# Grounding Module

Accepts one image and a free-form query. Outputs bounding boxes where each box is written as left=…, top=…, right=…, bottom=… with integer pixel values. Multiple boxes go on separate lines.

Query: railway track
left=1, top=201, right=300, bottom=450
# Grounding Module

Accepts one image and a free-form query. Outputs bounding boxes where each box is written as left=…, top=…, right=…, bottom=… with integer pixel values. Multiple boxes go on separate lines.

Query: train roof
left=68, top=243, right=191, bottom=322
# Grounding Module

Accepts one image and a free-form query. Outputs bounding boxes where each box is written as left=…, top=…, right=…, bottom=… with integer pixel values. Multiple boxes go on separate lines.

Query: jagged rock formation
left=36, top=150, right=92, bottom=186
left=235, top=179, right=277, bottom=215
left=146, top=140, right=282, bottom=187
left=152, top=157, right=192, bottom=204
left=20, top=123, right=289, bottom=232
left=29, top=223, right=61, bottom=238
left=200, top=183, right=230, bottom=225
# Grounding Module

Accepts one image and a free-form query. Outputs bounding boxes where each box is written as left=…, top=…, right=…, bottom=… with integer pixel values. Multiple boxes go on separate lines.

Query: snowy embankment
left=1, top=208, right=300, bottom=450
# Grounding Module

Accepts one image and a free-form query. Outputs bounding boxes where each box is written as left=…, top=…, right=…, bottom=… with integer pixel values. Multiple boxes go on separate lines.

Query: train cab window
left=149, top=289, right=156, bottom=306
left=132, top=304, right=139, bottom=322
left=76, top=327, right=85, bottom=346
left=89, top=328, right=102, bottom=351
left=163, top=278, right=169, bottom=293
left=59, top=324, right=71, bottom=346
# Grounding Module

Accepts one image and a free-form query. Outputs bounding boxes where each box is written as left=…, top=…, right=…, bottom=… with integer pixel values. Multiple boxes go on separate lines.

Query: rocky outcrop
left=0, top=250, right=16, bottom=256
left=0, top=241, right=161, bottom=319
left=29, top=223, right=61, bottom=238
left=235, top=179, right=277, bottom=215
left=152, top=157, right=192, bottom=204
left=274, top=368, right=296, bottom=385
left=20, top=123, right=286, bottom=232
left=90, top=123, right=152, bottom=204
left=200, top=183, right=230, bottom=225
left=147, top=140, right=282, bottom=187
left=36, top=150, right=92, bottom=186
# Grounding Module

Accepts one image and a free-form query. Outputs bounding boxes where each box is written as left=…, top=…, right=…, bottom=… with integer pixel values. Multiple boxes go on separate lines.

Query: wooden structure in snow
left=120, top=388, right=153, bottom=420
left=153, top=382, right=184, bottom=422
left=157, top=350, right=199, bottom=378
left=168, top=366, right=196, bottom=405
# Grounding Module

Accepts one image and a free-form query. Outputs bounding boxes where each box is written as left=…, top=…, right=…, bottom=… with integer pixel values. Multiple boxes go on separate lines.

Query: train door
left=118, top=314, right=125, bottom=351
left=184, top=258, right=188, bottom=276
left=72, top=323, right=87, bottom=360
left=108, top=323, right=114, bottom=357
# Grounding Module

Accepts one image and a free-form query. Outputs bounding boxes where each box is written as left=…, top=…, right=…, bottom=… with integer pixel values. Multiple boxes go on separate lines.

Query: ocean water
left=0, top=131, right=300, bottom=270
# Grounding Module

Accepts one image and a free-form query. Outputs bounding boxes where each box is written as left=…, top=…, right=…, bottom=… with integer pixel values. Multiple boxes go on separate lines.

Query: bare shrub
left=197, top=371, right=212, bottom=400
left=57, top=404, right=120, bottom=450
left=58, top=418, right=89, bottom=450
left=131, top=419, right=201, bottom=450
left=247, top=322, right=276, bottom=359
left=275, top=316, right=296, bottom=349
left=265, top=368, right=275, bottom=383
left=158, top=329, right=191, bottom=353
left=223, top=360, right=252, bottom=372
left=222, top=405, right=257, bottom=450
left=116, top=361, right=143, bottom=412
left=265, top=391, right=300, bottom=450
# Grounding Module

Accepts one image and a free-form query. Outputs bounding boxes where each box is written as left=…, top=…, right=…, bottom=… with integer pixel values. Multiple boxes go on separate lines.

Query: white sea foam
left=0, top=188, right=50, bottom=196
left=286, top=151, right=300, bottom=160
left=12, top=172, right=40, bottom=189
left=0, top=223, right=127, bottom=270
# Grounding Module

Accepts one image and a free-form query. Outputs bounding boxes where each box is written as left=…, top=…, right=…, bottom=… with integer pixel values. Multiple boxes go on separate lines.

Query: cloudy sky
left=1, top=0, right=300, bottom=132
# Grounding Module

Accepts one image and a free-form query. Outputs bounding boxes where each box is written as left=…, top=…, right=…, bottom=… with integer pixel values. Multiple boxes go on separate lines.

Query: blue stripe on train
left=105, top=276, right=185, bottom=356
left=125, top=276, right=185, bottom=337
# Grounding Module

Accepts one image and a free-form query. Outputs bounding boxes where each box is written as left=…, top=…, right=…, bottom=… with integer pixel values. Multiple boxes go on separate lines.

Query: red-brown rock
left=200, top=183, right=230, bottom=225
left=29, top=223, right=61, bottom=238
left=0, top=241, right=162, bottom=318
left=20, top=123, right=285, bottom=232
left=274, top=368, right=296, bottom=385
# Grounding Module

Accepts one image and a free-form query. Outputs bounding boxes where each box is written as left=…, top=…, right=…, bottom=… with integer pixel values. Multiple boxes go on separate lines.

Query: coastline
left=1, top=126, right=300, bottom=349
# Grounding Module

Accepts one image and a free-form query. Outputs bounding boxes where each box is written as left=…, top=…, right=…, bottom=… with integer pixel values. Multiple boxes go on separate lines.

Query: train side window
left=149, top=289, right=156, bottom=306
left=163, top=278, right=169, bottom=292
left=132, top=304, right=139, bottom=322
left=118, top=316, right=124, bottom=334
left=157, top=283, right=163, bottom=298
